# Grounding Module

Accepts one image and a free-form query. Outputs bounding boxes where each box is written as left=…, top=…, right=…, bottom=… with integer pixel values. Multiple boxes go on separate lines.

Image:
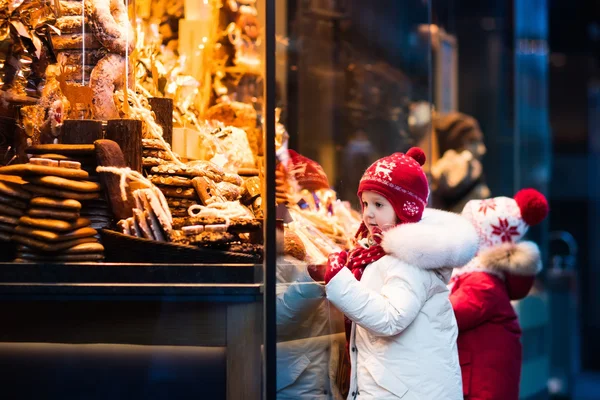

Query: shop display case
left=0, top=0, right=554, bottom=398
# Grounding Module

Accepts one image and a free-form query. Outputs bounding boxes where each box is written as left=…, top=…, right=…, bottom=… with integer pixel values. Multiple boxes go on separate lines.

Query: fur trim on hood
left=478, top=241, right=542, bottom=276
left=451, top=241, right=542, bottom=300
left=381, top=208, right=479, bottom=271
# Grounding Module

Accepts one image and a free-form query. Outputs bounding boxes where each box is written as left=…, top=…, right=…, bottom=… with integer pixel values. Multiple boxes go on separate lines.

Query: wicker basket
left=100, top=229, right=261, bottom=264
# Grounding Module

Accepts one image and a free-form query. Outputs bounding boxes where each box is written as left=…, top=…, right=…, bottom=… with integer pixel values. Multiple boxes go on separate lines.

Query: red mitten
left=325, top=251, right=348, bottom=284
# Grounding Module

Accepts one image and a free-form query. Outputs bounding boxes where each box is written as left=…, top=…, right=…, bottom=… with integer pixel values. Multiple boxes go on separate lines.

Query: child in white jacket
left=325, top=147, right=479, bottom=400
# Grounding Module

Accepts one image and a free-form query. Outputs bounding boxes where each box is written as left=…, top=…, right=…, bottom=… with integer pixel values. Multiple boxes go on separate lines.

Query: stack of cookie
left=142, top=138, right=179, bottom=172
left=147, top=161, right=244, bottom=217
left=0, top=158, right=105, bottom=262
left=0, top=175, right=31, bottom=242
left=75, top=150, right=113, bottom=232
left=27, top=145, right=114, bottom=233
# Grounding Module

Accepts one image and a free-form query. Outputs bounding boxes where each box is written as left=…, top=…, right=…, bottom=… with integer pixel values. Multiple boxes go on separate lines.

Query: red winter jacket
left=449, top=241, right=541, bottom=400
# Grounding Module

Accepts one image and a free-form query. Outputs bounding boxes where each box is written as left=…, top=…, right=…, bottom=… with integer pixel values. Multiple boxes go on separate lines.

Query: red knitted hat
left=357, top=147, right=429, bottom=223
left=287, top=150, right=330, bottom=191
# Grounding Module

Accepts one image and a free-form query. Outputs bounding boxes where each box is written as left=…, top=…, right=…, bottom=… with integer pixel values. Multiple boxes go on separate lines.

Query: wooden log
left=105, top=119, right=142, bottom=173
left=148, top=97, right=173, bottom=146
left=61, top=119, right=104, bottom=144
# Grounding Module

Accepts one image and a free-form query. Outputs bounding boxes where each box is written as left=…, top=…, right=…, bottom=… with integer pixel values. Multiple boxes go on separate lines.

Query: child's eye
left=375, top=202, right=383, bottom=208
left=362, top=201, right=368, bottom=208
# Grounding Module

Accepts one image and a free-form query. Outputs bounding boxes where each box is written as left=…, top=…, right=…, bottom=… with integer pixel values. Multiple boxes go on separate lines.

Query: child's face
left=361, top=191, right=398, bottom=234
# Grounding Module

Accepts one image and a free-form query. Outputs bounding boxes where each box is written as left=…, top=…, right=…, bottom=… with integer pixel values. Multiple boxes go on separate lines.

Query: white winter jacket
left=326, top=208, right=479, bottom=400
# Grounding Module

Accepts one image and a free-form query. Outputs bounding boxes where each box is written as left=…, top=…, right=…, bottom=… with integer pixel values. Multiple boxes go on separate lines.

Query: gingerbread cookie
left=19, top=216, right=91, bottom=232
left=11, top=235, right=97, bottom=252
left=166, top=197, right=197, bottom=209
left=169, top=208, right=189, bottom=218
left=128, top=217, right=142, bottom=237
left=26, top=144, right=95, bottom=156
left=15, top=225, right=97, bottom=243
left=1, top=204, right=25, bottom=217
left=142, top=149, right=176, bottom=160
left=192, top=176, right=226, bottom=205
left=0, top=194, right=27, bottom=209
left=27, top=175, right=101, bottom=193
left=142, top=138, right=170, bottom=150
left=143, top=157, right=167, bottom=168
left=30, top=197, right=82, bottom=211
left=0, top=164, right=89, bottom=179
left=0, top=180, right=31, bottom=200
left=151, top=162, right=224, bottom=182
left=0, top=222, right=15, bottom=233
left=0, top=215, right=19, bottom=226
left=23, top=184, right=100, bottom=200
left=140, top=188, right=172, bottom=234
left=149, top=175, right=192, bottom=187
left=28, top=207, right=80, bottom=221
left=133, top=208, right=154, bottom=240
left=37, top=153, right=70, bottom=161
left=157, top=186, right=198, bottom=200
left=61, top=241, right=104, bottom=254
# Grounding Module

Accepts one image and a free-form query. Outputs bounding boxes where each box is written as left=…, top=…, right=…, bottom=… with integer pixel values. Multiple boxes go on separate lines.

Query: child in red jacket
left=449, top=189, right=549, bottom=400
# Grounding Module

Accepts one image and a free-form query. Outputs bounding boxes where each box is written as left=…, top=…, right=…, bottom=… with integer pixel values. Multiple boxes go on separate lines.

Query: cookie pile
left=0, top=157, right=106, bottom=262
left=142, top=138, right=179, bottom=171
left=26, top=145, right=114, bottom=233
left=147, top=161, right=243, bottom=217
left=0, top=175, right=32, bottom=242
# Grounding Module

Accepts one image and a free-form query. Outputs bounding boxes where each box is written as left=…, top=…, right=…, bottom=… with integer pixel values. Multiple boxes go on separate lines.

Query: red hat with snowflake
left=461, top=189, right=549, bottom=250
left=357, top=147, right=429, bottom=223
left=286, top=150, right=330, bottom=191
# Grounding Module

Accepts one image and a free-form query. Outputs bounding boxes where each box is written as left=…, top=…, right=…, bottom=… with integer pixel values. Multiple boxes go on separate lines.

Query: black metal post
left=263, top=0, right=277, bottom=398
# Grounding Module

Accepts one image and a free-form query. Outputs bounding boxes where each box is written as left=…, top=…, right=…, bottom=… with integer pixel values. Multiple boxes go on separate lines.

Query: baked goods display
left=0, top=0, right=362, bottom=266
left=0, top=153, right=106, bottom=262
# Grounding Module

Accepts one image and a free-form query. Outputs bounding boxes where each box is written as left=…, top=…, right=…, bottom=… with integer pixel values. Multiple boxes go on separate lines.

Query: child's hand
left=325, top=251, right=348, bottom=284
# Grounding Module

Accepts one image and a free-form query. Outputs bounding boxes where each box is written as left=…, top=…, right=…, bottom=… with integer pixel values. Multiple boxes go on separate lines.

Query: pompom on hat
left=462, top=188, right=549, bottom=250
left=357, top=147, right=429, bottom=223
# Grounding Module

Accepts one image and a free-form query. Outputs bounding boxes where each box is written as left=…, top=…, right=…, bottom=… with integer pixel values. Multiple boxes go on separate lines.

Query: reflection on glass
left=276, top=255, right=346, bottom=399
